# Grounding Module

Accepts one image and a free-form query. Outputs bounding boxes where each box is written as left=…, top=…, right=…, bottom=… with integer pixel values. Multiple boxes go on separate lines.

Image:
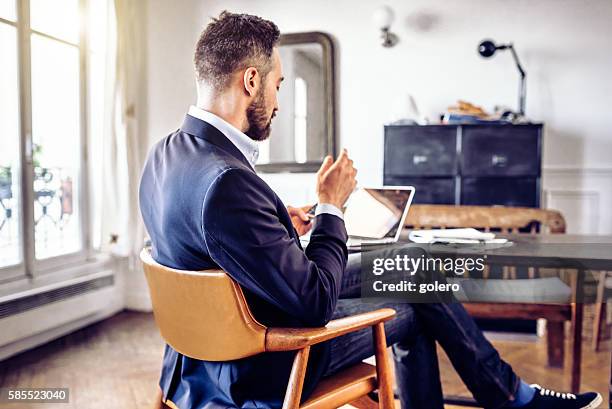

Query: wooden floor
left=0, top=311, right=609, bottom=409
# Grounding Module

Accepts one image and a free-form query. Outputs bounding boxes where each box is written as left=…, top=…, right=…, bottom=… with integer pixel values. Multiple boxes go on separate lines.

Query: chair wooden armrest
left=265, top=308, right=396, bottom=352
left=267, top=308, right=397, bottom=408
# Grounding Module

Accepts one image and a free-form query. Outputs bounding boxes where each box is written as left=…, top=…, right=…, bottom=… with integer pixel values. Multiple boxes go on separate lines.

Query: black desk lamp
left=478, top=39, right=526, bottom=117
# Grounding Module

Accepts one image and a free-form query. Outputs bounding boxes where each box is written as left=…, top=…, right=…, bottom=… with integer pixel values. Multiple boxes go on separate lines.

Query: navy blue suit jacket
left=139, top=114, right=348, bottom=408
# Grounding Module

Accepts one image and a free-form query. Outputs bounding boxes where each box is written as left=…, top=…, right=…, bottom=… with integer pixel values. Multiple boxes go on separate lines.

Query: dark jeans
left=323, top=248, right=520, bottom=409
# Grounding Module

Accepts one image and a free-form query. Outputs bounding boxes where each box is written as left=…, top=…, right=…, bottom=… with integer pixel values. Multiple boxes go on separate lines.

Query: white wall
left=144, top=0, right=612, bottom=233
left=146, top=0, right=201, bottom=146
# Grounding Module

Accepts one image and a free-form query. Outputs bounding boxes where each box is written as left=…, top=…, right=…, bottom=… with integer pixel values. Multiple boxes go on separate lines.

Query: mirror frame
left=256, top=31, right=337, bottom=173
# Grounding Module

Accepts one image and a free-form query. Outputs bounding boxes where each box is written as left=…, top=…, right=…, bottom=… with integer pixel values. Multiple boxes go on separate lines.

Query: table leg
left=570, top=270, right=584, bottom=393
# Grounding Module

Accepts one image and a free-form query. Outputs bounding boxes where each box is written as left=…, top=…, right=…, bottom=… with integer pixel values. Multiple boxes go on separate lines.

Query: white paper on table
left=344, top=188, right=400, bottom=239
left=409, top=228, right=507, bottom=244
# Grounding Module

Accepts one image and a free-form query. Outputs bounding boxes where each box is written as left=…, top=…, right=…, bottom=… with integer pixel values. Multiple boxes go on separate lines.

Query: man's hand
left=316, top=149, right=357, bottom=209
left=287, top=204, right=315, bottom=236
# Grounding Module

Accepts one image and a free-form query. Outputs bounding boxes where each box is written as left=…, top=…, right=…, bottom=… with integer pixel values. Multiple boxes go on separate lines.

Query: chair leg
left=571, top=302, right=583, bottom=393
left=570, top=270, right=584, bottom=394
left=373, top=323, right=395, bottom=409
left=592, top=302, right=606, bottom=352
left=546, top=321, right=564, bottom=368
left=153, top=387, right=174, bottom=409
left=283, top=346, right=310, bottom=409
left=593, top=271, right=607, bottom=352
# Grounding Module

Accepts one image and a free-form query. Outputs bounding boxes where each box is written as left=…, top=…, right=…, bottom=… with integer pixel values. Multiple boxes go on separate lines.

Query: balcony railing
left=0, top=165, right=77, bottom=267
left=0, top=166, right=19, bottom=267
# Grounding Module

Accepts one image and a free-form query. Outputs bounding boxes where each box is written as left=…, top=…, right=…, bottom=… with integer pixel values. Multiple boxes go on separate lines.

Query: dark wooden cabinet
left=383, top=124, right=542, bottom=207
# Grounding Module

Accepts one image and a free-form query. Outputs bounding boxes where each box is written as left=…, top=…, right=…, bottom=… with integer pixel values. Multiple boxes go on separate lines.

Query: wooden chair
left=140, top=249, right=397, bottom=409
left=592, top=271, right=611, bottom=352
left=405, top=205, right=583, bottom=393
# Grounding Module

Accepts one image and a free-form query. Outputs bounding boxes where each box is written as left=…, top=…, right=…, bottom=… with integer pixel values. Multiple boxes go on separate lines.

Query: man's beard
left=245, top=89, right=274, bottom=141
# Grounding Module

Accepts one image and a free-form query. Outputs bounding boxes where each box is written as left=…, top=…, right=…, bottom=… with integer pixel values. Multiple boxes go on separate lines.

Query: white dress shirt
left=187, top=106, right=343, bottom=220
left=188, top=105, right=259, bottom=168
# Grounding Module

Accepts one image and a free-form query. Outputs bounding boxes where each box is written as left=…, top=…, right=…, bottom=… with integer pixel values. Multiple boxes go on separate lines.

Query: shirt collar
left=187, top=105, right=259, bottom=169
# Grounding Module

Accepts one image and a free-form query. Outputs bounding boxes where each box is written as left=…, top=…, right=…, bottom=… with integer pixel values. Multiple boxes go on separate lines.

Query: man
left=139, top=11, right=602, bottom=409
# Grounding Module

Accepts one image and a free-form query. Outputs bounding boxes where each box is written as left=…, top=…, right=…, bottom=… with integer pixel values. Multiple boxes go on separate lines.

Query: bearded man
left=139, top=11, right=601, bottom=409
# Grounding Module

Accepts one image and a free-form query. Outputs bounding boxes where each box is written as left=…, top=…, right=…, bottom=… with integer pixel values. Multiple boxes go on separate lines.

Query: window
left=293, top=77, right=308, bottom=164
left=0, top=0, right=111, bottom=281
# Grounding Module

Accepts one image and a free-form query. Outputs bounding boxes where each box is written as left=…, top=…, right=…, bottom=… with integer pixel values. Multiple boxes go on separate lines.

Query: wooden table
left=359, top=233, right=612, bottom=402
left=396, top=233, right=612, bottom=270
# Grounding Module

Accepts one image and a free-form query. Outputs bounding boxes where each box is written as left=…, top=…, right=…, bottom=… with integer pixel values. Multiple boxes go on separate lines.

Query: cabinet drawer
left=384, top=176, right=455, bottom=205
left=461, top=177, right=538, bottom=207
left=384, top=126, right=457, bottom=176
left=461, top=126, right=540, bottom=176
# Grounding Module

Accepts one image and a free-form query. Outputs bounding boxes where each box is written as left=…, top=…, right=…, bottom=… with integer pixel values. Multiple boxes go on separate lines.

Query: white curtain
left=96, top=0, right=148, bottom=308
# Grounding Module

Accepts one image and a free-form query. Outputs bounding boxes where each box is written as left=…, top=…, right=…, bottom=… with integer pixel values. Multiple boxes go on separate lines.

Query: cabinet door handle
left=413, top=155, right=428, bottom=165
left=491, top=154, right=508, bottom=167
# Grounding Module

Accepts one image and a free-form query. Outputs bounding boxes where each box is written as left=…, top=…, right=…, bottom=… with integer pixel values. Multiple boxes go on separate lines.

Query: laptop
left=344, top=186, right=414, bottom=248
left=300, top=186, right=415, bottom=249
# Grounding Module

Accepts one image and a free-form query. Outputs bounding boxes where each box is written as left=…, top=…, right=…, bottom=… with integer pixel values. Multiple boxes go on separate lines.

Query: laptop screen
left=343, top=187, right=414, bottom=240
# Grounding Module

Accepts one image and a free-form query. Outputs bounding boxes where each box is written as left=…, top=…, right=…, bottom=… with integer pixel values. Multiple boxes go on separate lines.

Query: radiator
left=0, top=269, right=122, bottom=361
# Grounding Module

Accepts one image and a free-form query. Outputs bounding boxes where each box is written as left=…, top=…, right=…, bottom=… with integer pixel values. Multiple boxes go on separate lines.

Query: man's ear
left=242, top=67, right=259, bottom=97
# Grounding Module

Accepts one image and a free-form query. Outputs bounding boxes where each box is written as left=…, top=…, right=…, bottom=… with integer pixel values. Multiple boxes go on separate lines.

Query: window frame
left=0, top=0, right=93, bottom=284
left=0, top=11, right=23, bottom=282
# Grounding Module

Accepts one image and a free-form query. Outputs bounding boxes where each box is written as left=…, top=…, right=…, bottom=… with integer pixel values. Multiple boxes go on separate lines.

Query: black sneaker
left=522, top=384, right=603, bottom=409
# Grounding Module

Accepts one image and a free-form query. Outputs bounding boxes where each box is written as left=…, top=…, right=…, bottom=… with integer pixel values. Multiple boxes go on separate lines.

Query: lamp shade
left=478, top=40, right=497, bottom=58
left=373, top=5, right=394, bottom=29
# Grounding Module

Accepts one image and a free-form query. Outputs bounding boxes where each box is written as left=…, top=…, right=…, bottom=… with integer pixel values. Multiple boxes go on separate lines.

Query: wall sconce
left=373, top=5, right=399, bottom=48
left=478, top=39, right=527, bottom=116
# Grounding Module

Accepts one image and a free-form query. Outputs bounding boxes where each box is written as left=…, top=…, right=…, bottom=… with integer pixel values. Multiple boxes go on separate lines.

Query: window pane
left=30, top=0, right=79, bottom=43
left=0, top=23, right=21, bottom=268
left=31, top=34, right=81, bottom=259
left=0, top=0, right=16, bottom=22
left=87, top=0, right=108, bottom=53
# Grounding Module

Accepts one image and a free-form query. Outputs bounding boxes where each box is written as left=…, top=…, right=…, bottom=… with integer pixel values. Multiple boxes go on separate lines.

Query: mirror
left=256, top=32, right=336, bottom=173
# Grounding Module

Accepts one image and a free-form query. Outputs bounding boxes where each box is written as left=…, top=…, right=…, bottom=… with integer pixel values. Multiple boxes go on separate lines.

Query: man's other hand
left=287, top=204, right=315, bottom=236
left=316, top=149, right=357, bottom=209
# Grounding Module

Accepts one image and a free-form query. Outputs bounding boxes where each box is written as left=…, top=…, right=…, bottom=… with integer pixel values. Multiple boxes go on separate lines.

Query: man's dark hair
left=194, top=11, right=280, bottom=92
